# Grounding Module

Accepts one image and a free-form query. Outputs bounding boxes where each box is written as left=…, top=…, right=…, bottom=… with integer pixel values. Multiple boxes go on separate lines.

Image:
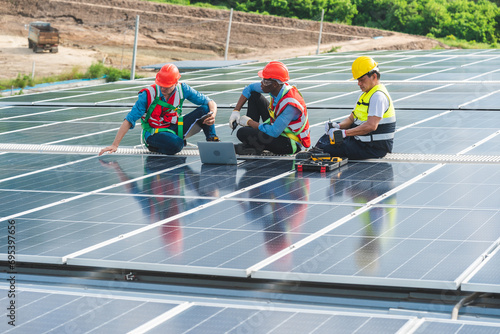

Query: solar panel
left=1, top=48, right=500, bottom=330
left=462, top=245, right=500, bottom=294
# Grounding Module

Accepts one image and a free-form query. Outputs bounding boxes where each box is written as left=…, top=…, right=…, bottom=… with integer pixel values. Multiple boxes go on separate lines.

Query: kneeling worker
left=229, top=61, right=311, bottom=155
left=99, top=64, right=219, bottom=156
left=306, top=56, right=396, bottom=160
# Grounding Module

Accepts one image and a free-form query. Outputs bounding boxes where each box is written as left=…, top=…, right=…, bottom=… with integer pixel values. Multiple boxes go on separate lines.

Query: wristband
left=233, top=109, right=240, bottom=112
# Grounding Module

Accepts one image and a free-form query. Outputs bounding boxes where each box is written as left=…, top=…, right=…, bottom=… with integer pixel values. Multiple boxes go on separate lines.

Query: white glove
left=239, top=115, right=251, bottom=127
left=324, top=121, right=340, bottom=133
left=328, top=128, right=346, bottom=139
left=228, top=110, right=240, bottom=129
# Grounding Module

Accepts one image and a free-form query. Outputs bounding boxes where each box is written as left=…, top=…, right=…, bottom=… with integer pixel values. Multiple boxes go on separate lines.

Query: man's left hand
left=203, top=112, right=216, bottom=126
left=239, top=115, right=251, bottom=127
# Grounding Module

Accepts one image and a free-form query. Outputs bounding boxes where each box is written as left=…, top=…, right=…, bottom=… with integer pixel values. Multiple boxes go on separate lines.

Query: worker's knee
left=147, top=132, right=184, bottom=155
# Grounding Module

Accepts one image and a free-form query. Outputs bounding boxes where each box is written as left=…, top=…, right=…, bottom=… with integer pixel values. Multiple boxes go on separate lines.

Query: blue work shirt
left=125, top=83, right=212, bottom=129
left=242, top=83, right=301, bottom=138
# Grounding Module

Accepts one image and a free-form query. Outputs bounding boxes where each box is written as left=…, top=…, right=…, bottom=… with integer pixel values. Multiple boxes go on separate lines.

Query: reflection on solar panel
left=1, top=49, right=500, bottom=332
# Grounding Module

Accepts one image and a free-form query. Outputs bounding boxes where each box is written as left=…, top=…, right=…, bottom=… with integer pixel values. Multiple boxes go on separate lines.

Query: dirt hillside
left=0, top=0, right=447, bottom=81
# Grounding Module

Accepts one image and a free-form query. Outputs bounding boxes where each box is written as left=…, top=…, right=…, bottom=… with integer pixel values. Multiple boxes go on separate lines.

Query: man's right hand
left=228, top=110, right=240, bottom=129
left=328, top=129, right=345, bottom=145
left=99, top=145, right=118, bottom=156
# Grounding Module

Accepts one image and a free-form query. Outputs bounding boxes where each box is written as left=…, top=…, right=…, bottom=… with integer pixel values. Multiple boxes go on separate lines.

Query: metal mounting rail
left=2, top=102, right=499, bottom=112
left=374, top=153, right=500, bottom=164
left=0, top=143, right=199, bottom=156
left=1, top=143, right=499, bottom=163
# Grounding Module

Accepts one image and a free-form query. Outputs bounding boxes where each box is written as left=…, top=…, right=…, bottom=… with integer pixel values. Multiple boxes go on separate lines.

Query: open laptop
left=197, top=141, right=241, bottom=165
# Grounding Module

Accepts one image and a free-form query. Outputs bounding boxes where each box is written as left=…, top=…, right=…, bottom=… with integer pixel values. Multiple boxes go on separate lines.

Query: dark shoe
left=295, top=146, right=323, bottom=160
left=148, top=145, right=159, bottom=153
left=206, top=136, right=220, bottom=142
left=234, top=143, right=263, bottom=155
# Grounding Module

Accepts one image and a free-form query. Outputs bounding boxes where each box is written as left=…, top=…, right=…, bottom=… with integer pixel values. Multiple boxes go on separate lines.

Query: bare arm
left=203, top=100, right=218, bottom=125
left=233, top=94, right=248, bottom=112
left=340, top=115, right=381, bottom=137
left=98, top=120, right=133, bottom=156
left=338, top=113, right=355, bottom=130
left=246, top=119, right=260, bottom=129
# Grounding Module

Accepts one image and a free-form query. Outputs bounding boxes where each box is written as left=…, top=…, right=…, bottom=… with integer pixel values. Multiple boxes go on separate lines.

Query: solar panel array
left=1, top=49, right=500, bottom=332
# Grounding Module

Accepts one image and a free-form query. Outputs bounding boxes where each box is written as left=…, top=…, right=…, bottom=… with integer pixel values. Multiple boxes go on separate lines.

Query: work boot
left=206, top=136, right=220, bottom=142
left=295, top=146, right=324, bottom=160
left=234, top=143, right=263, bottom=155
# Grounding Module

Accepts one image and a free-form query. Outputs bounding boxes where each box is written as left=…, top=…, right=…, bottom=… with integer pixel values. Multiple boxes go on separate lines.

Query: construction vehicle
left=28, top=22, right=59, bottom=53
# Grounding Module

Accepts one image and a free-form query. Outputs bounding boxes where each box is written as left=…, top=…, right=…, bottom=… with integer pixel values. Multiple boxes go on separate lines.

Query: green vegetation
left=0, top=63, right=140, bottom=92
left=156, top=0, right=500, bottom=46
left=432, top=34, right=498, bottom=49
left=325, top=45, right=342, bottom=53
left=143, top=0, right=227, bottom=9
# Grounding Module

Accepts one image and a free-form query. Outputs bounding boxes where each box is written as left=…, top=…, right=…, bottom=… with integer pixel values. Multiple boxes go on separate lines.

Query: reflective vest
left=143, top=170, right=185, bottom=254
left=352, top=84, right=396, bottom=150
left=139, top=84, right=185, bottom=138
left=268, top=84, right=311, bottom=148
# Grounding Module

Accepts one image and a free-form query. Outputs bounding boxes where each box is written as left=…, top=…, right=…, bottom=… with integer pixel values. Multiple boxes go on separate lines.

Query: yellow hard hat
left=351, top=56, right=378, bottom=80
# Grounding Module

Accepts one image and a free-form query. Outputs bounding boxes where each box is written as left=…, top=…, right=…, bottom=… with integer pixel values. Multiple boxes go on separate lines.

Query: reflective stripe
left=353, top=115, right=396, bottom=127
left=171, top=85, right=181, bottom=106
left=278, top=97, right=304, bottom=113
left=355, top=132, right=395, bottom=142
left=269, top=83, right=311, bottom=148
left=144, top=86, right=155, bottom=97
left=289, top=121, right=304, bottom=131
left=378, top=115, right=396, bottom=124
left=148, top=115, right=178, bottom=126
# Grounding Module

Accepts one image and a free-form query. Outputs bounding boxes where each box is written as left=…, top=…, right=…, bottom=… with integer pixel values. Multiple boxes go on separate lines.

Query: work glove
left=324, top=120, right=340, bottom=133
left=239, top=115, right=251, bottom=127
left=228, top=110, right=240, bottom=129
left=328, top=128, right=346, bottom=145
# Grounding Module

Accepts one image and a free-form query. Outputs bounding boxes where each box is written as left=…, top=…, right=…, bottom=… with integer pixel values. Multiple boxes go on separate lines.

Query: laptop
left=197, top=141, right=241, bottom=165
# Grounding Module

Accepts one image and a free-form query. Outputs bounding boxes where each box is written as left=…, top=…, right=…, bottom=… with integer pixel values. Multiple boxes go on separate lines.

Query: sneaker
left=295, top=146, right=324, bottom=160
left=234, top=143, right=263, bottom=155
left=206, top=136, right=220, bottom=142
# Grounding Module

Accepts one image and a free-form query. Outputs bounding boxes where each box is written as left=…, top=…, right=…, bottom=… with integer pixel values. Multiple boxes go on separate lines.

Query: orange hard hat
left=258, top=61, right=289, bottom=82
left=155, top=64, right=181, bottom=87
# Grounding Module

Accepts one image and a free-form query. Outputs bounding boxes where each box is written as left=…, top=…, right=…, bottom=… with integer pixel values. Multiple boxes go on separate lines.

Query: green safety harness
left=140, top=84, right=185, bottom=147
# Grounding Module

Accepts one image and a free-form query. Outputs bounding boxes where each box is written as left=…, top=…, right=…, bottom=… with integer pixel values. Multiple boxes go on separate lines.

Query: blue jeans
left=146, top=106, right=217, bottom=155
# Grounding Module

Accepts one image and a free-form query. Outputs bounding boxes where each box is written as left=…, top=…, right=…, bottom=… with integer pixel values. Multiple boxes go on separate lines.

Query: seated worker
left=301, top=56, right=396, bottom=160
left=228, top=61, right=311, bottom=155
left=99, top=64, right=219, bottom=156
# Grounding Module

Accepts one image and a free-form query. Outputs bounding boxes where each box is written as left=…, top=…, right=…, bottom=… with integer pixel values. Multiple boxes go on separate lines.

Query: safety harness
left=266, top=84, right=310, bottom=153
left=140, top=84, right=185, bottom=147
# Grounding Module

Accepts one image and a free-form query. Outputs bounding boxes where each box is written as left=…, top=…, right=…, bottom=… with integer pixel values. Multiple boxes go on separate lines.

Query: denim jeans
left=146, top=105, right=216, bottom=155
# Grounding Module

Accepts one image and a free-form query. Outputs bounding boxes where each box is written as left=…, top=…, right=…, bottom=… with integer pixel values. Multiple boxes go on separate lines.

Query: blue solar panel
left=1, top=49, right=499, bottom=330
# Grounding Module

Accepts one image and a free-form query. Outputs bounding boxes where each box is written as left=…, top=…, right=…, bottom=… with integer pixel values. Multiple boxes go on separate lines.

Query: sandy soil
left=0, top=0, right=448, bottom=81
